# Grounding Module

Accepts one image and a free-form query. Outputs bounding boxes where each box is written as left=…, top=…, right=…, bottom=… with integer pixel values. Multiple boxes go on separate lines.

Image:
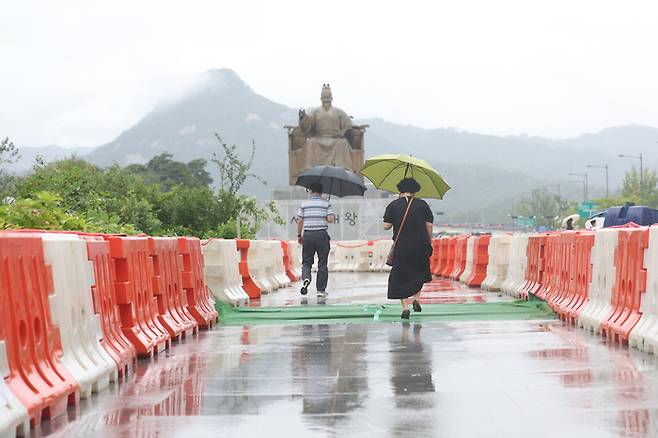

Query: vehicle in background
left=585, top=211, right=606, bottom=230
left=586, top=205, right=658, bottom=229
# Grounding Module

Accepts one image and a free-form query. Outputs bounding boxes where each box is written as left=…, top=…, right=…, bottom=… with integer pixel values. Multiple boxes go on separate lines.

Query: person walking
left=297, top=182, right=336, bottom=296
left=383, top=178, right=434, bottom=319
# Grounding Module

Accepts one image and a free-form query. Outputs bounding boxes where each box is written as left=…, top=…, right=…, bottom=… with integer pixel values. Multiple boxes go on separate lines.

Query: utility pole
left=586, top=164, right=609, bottom=198
left=618, top=153, right=644, bottom=204
left=568, top=172, right=588, bottom=203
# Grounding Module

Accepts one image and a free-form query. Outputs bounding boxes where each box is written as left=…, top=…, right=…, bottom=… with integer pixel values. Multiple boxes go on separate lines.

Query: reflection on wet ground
left=256, top=274, right=508, bottom=307
left=36, top=274, right=658, bottom=437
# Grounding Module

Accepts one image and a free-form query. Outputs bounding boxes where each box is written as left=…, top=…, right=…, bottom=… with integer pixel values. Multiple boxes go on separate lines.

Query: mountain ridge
left=12, top=68, right=658, bottom=221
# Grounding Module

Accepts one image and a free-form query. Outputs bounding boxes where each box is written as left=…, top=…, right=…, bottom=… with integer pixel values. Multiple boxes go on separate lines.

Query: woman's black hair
left=396, top=177, right=421, bottom=194
left=309, top=182, right=324, bottom=194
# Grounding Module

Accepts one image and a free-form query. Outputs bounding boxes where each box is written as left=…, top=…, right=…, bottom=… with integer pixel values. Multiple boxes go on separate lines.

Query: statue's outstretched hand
left=298, top=109, right=306, bottom=120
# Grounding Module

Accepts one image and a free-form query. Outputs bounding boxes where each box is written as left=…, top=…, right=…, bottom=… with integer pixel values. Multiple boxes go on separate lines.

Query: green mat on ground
left=215, top=298, right=556, bottom=326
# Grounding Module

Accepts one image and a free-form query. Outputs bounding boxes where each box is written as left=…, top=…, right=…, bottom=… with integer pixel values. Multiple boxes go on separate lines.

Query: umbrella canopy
left=561, top=214, right=580, bottom=228
left=295, top=165, right=366, bottom=198
left=360, top=154, right=450, bottom=199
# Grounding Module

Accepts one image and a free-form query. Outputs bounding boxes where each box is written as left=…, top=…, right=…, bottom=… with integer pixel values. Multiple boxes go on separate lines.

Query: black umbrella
left=295, top=165, right=367, bottom=198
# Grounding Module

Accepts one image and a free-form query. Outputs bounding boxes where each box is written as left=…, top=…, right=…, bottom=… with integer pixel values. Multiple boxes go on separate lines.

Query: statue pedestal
left=260, top=184, right=395, bottom=241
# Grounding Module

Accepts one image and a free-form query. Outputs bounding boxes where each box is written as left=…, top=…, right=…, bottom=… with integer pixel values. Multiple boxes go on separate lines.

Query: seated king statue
left=287, top=84, right=365, bottom=184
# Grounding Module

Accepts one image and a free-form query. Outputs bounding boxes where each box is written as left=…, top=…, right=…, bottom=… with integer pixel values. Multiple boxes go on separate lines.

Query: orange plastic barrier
left=544, top=232, right=595, bottom=324
left=439, top=237, right=456, bottom=278
left=430, top=239, right=441, bottom=273
left=0, top=234, right=80, bottom=427
left=560, top=231, right=595, bottom=324
left=177, top=237, right=219, bottom=329
left=83, top=236, right=137, bottom=378
left=107, top=235, right=170, bottom=357
left=280, top=240, right=299, bottom=282
left=544, top=231, right=594, bottom=323
left=449, top=236, right=469, bottom=280
left=431, top=239, right=444, bottom=276
left=519, top=234, right=550, bottom=300
left=535, top=233, right=561, bottom=301
left=236, top=239, right=261, bottom=299
left=149, top=237, right=199, bottom=340
left=465, top=235, right=491, bottom=287
left=600, top=227, right=649, bottom=343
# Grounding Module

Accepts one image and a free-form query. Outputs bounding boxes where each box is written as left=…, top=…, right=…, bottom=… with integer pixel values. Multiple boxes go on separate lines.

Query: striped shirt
left=297, top=195, right=335, bottom=231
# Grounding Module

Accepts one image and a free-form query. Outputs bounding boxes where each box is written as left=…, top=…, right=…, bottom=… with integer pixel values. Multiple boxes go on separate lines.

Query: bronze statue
left=287, top=84, right=366, bottom=184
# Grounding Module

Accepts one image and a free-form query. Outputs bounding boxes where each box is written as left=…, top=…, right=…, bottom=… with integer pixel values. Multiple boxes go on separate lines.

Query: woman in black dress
left=383, top=178, right=434, bottom=319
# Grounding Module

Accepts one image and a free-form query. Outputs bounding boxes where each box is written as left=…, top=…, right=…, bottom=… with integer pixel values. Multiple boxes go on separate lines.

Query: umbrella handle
left=328, top=177, right=334, bottom=201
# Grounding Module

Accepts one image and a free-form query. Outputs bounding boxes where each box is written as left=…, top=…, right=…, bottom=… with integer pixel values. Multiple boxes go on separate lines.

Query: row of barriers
left=0, top=230, right=221, bottom=437
left=429, top=224, right=658, bottom=356
left=315, top=240, right=394, bottom=273
left=201, top=239, right=300, bottom=304
left=0, top=231, right=302, bottom=437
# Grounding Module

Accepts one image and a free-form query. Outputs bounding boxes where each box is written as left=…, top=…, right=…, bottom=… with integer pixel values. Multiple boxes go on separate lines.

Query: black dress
left=384, top=196, right=434, bottom=299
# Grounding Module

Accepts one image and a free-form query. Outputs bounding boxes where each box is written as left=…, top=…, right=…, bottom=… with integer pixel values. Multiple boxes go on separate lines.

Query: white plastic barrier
left=261, top=241, right=280, bottom=289
left=201, top=239, right=249, bottom=306
left=288, top=241, right=302, bottom=278
left=42, top=234, right=117, bottom=399
left=339, top=241, right=369, bottom=271
left=459, top=236, right=476, bottom=283
left=0, top=343, right=29, bottom=438
left=353, top=243, right=371, bottom=272
left=247, top=240, right=275, bottom=293
left=332, top=243, right=352, bottom=272
left=500, top=234, right=529, bottom=297
left=482, top=234, right=512, bottom=291
left=371, top=240, right=394, bottom=271
left=578, top=228, right=619, bottom=333
left=629, top=226, right=656, bottom=352
left=269, top=240, right=292, bottom=288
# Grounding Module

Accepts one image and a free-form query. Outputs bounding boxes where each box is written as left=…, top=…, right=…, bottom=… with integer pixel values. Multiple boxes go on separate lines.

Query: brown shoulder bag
left=386, top=197, right=414, bottom=266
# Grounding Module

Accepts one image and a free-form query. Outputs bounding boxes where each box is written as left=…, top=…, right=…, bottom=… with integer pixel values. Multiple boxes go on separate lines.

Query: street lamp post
left=542, top=183, right=561, bottom=197
left=618, top=153, right=644, bottom=204
left=568, top=172, right=589, bottom=203
left=586, top=164, right=609, bottom=198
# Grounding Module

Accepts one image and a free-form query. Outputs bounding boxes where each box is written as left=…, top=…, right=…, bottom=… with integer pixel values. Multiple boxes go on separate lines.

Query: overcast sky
left=2, top=0, right=658, bottom=148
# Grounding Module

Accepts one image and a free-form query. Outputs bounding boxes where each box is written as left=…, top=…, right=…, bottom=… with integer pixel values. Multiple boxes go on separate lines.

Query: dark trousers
left=301, top=230, right=330, bottom=292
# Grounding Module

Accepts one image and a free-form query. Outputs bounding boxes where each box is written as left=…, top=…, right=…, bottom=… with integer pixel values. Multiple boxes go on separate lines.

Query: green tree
left=0, top=191, right=136, bottom=233
left=126, top=152, right=213, bottom=191
left=210, top=134, right=281, bottom=237
left=186, top=158, right=213, bottom=186
left=0, top=137, right=20, bottom=198
left=16, top=159, right=162, bottom=234
left=621, top=166, right=658, bottom=207
left=7, top=138, right=279, bottom=238
left=517, top=188, right=575, bottom=229
left=157, top=185, right=221, bottom=237
left=591, top=166, right=658, bottom=210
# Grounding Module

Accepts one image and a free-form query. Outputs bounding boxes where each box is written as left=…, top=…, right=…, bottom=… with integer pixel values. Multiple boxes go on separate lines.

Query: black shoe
left=412, top=300, right=422, bottom=313
left=401, top=309, right=410, bottom=319
left=300, top=279, right=310, bottom=295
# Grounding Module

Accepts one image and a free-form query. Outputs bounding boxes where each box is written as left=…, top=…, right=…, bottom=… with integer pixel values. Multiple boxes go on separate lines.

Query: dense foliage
left=0, top=137, right=282, bottom=238
left=517, top=188, right=575, bottom=229
left=590, top=167, right=658, bottom=211
left=517, top=166, right=658, bottom=230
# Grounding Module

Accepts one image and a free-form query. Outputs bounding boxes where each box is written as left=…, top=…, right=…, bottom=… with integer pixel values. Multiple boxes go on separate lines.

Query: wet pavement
left=37, top=273, right=658, bottom=438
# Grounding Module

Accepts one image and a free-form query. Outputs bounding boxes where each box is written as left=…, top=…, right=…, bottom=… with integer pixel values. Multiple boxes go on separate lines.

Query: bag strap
left=392, top=196, right=414, bottom=248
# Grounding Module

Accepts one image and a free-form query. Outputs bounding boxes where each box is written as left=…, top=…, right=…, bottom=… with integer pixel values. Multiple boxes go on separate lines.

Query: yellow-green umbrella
left=360, top=154, right=451, bottom=199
